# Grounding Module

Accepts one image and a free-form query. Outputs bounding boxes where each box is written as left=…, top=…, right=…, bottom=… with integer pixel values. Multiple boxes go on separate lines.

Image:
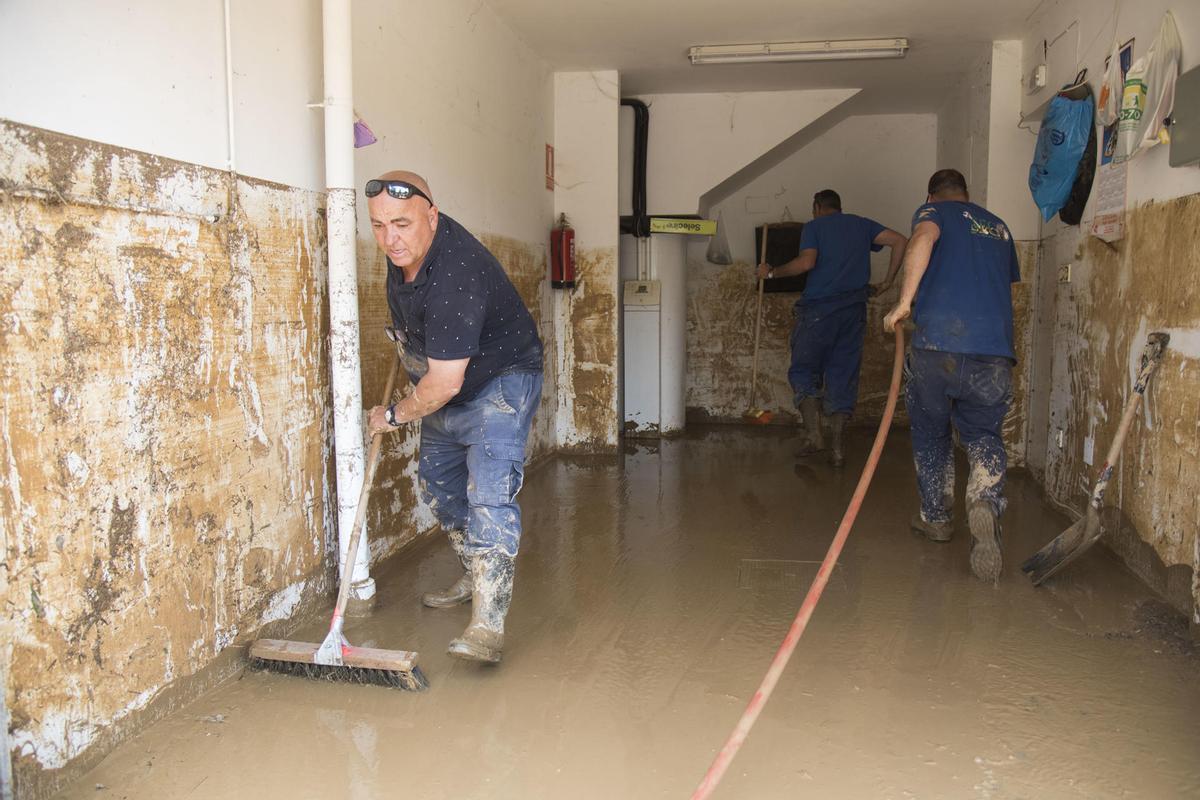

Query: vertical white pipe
left=323, top=0, right=374, bottom=599
left=222, top=0, right=236, bottom=171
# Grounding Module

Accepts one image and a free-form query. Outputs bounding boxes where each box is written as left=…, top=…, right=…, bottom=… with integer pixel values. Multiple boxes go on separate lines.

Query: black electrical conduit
left=620, top=98, right=650, bottom=238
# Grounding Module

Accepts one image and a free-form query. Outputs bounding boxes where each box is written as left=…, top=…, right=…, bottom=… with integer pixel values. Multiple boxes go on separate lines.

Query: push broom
left=250, top=351, right=428, bottom=690
left=744, top=223, right=774, bottom=424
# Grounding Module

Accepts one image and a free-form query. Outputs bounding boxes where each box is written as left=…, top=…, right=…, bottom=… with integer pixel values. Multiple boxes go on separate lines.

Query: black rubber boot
left=968, top=500, right=1003, bottom=581
left=795, top=397, right=826, bottom=457
left=447, top=549, right=515, bottom=663
left=422, top=530, right=473, bottom=608
left=829, top=413, right=849, bottom=468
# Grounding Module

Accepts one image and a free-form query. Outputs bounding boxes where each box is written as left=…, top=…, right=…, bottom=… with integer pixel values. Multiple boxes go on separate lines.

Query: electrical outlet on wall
left=1058, top=263, right=1072, bottom=283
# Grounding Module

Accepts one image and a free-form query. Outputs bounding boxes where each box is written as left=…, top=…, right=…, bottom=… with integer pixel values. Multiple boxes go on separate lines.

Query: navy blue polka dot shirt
left=386, top=213, right=543, bottom=404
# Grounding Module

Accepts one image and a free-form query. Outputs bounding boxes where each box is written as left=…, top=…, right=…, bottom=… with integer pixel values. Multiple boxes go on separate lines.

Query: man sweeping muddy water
left=884, top=169, right=1018, bottom=581
left=756, top=189, right=907, bottom=467
left=365, top=171, right=543, bottom=662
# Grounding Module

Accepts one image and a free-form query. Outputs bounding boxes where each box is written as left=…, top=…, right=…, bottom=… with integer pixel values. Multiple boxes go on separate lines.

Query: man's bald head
left=368, top=170, right=439, bottom=272
left=376, top=170, right=434, bottom=205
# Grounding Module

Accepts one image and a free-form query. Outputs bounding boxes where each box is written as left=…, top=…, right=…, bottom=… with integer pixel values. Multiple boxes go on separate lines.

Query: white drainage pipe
left=322, top=0, right=374, bottom=600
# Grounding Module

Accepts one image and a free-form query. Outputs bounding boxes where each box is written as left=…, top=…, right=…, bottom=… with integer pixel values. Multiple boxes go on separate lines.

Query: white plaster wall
left=555, top=72, right=620, bottom=247
left=1021, top=0, right=1200, bottom=209
left=619, top=89, right=860, bottom=216
left=936, top=47, right=992, bottom=204
left=0, top=0, right=325, bottom=191
left=352, top=0, right=554, bottom=246
left=987, top=40, right=1041, bottom=241
left=701, top=114, right=938, bottom=277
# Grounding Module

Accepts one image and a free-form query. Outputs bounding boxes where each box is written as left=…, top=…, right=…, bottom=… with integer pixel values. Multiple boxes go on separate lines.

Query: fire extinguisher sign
left=545, top=144, right=555, bottom=190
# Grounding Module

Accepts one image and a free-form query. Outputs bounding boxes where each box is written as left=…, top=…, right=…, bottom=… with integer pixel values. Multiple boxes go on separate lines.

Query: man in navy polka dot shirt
left=365, top=170, right=543, bottom=664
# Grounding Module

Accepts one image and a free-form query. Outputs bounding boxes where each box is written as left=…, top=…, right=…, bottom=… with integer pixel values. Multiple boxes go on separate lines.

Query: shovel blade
left=1021, top=508, right=1102, bottom=586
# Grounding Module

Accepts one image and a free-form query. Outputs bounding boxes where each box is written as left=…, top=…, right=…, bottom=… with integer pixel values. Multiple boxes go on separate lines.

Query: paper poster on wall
left=1091, top=159, right=1127, bottom=243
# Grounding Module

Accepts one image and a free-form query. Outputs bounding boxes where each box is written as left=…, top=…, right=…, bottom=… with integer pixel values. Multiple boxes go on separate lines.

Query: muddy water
left=56, top=427, right=1199, bottom=799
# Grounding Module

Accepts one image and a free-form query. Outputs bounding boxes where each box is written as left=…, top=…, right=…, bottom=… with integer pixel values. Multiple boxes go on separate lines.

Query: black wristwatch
left=385, top=404, right=400, bottom=427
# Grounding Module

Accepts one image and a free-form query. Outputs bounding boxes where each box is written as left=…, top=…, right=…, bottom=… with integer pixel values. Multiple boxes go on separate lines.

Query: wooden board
left=250, top=638, right=419, bottom=671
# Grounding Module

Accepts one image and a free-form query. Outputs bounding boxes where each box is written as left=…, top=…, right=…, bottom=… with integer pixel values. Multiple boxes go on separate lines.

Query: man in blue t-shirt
left=365, top=170, right=544, bottom=663
left=884, top=169, right=1020, bottom=582
left=757, top=190, right=907, bottom=467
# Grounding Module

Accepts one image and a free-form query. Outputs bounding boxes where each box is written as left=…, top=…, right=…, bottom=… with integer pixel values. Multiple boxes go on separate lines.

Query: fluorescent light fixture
left=688, top=38, right=909, bottom=65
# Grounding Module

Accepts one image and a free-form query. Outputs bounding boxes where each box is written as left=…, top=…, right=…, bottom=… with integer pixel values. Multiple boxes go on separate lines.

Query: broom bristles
left=250, top=656, right=429, bottom=691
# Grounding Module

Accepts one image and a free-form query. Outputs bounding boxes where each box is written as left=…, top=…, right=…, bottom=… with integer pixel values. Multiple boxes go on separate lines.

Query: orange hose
left=691, top=326, right=905, bottom=799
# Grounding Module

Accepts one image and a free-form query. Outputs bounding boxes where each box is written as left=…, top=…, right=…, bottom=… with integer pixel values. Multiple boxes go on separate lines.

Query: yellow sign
left=648, top=217, right=718, bottom=236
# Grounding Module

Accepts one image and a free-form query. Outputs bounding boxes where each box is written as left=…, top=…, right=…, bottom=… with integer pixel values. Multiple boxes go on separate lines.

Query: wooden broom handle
left=749, top=225, right=769, bottom=409
left=334, top=352, right=402, bottom=618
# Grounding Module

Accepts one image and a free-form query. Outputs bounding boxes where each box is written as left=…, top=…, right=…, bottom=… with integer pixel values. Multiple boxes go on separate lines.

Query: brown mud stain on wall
left=1, top=121, right=334, bottom=796
left=1006, top=241, right=1038, bottom=465
left=1042, top=194, right=1200, bottom=621
left=687, top=246, right=1038, bottom=463
left=557, top=246, right=618, bottom=452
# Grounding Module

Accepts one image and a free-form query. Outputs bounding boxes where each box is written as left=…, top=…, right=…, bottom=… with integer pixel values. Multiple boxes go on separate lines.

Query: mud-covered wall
left=685, top=243, right=1039, bottom=465
left=554, top=246, right=620, bottom=451
left=1041, top=195, right=1200, bottom=622
left=0, top=121, right=335, bottom=796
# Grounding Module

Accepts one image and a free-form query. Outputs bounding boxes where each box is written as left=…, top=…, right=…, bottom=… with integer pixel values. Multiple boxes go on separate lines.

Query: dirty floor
left=55, top=427, right=1200, bottom=799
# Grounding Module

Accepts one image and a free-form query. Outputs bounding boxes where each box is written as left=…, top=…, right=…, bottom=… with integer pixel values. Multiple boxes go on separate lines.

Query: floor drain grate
left=736, top=559, right=842, bottom=590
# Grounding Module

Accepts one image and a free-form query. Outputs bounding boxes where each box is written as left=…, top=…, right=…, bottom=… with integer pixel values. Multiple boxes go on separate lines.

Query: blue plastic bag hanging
left=1028, top=85, right=1094, bottom=222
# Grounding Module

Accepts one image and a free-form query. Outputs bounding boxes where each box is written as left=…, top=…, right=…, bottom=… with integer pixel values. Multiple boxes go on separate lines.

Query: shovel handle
left=1088, top=334, right=1169, bottom=511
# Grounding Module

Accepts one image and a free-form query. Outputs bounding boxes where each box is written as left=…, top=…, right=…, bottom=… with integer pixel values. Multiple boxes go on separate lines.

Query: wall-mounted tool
left=1022, top=332, right=1171, bottom=585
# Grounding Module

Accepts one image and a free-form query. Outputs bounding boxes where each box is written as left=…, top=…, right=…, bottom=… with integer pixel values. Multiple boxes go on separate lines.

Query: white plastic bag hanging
left=1097, top=36, right=1122, bottom=127
left=1115, top=11, right=1181, bottom=162
left=705, top=211, right=733, bottom=265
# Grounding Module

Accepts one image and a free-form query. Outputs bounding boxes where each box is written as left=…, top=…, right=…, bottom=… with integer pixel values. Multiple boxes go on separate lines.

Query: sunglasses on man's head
left=364, top=179, right=434, bottom=206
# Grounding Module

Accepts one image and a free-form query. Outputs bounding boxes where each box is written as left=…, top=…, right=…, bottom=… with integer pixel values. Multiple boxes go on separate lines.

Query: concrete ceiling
left=487, top=0, right=1042, bottom=110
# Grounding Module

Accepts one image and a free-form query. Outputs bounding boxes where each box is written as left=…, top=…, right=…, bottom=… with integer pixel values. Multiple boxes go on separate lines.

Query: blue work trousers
left=904, top=348, right=1012, bottom=524
left=788, top=300, right=867, bottom=415
left=418, top=371, right=542, bottom=557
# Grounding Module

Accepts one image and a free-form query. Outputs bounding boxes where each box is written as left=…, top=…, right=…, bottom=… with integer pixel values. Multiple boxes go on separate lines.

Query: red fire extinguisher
left=550, top=213, right=575, bottom=289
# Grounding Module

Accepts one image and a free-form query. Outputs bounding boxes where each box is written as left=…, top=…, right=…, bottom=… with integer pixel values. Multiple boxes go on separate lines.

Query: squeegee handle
left=333, top=352, right=402, bottom=620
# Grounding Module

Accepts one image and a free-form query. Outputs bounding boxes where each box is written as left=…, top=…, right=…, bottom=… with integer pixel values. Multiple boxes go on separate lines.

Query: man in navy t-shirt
left=884, top=169, right=1019, bottom=582
left=365, top=170, right=543, bottom=663
left=757, top=190, right=907, bottom=467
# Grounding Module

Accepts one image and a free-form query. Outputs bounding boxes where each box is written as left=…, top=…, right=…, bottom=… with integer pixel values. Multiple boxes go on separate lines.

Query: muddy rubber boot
left=968, top=500, right=1003, bottom=582
left=910, top=514, right=953, bottom=543
left=829, top=413, right=849, bottom=468
left=422, top=530, right=473, bottom=608
left=795, top=397, right=826, bottom=457
left=447, top=549, right=515, bottom=663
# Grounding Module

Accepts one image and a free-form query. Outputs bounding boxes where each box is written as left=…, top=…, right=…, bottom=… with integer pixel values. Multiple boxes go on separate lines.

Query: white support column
left=323, top=0, right=374, bottom=600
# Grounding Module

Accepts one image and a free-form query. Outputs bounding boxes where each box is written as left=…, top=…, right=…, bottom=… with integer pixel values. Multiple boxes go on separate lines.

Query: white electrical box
left=1027, top=63, right=1047, bottom=94
left=623, top=280, right=661, bottom=306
